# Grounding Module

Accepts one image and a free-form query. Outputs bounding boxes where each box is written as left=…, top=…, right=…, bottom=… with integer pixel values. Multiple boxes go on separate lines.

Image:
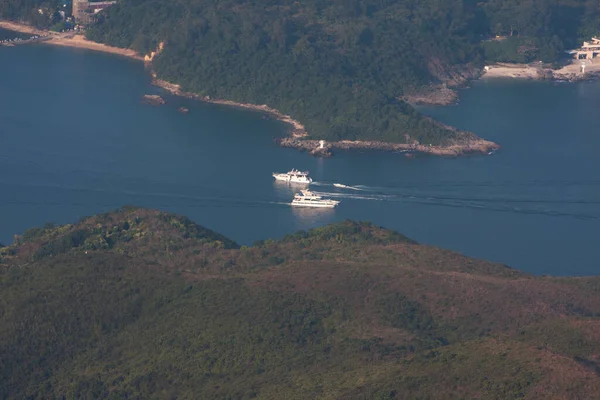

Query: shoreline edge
left=2, top=19, right=500, bottom=157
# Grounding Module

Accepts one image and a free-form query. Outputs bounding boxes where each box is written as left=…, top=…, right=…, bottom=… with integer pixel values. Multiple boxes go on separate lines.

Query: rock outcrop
left=277, top=135, right=499, bottom=158
left=142, top=94, right=166, bottom=106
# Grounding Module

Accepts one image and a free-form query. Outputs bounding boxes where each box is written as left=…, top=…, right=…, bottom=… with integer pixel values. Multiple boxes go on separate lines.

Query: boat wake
left=333, top=183, right=364, bottom=190
left=313, top=191, right=391, bottom=201
left=311, top=184, right=600, bottom=221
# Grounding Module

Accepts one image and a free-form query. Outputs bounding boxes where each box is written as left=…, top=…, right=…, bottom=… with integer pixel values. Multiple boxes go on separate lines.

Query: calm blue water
left=0, top=28, right=29, bottom=40
left=1, top=44, right=598, bottom=275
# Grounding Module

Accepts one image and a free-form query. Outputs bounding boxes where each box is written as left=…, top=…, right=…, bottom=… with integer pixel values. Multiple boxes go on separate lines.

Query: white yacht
left=272, top=169, right=313, bottom=184
left=290, top=189, right=340, bottom=208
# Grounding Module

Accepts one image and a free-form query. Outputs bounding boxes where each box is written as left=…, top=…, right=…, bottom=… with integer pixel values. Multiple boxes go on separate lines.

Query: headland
left=153, top=78, right=499, bottom=157
left=2, top=19, right=498, bottom=157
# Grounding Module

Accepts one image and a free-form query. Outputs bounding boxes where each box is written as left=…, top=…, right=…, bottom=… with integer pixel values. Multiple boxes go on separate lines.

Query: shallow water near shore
left=1, top=44, right=599, bottom=275
left=0, top=27, right=28, bottom=40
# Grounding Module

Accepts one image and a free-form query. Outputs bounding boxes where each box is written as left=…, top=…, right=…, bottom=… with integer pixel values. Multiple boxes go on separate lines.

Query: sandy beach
left=482, top=60, right=600, bottom=80
left=0, top=20, right=47, bottom=35
left=46, top=34, right=143, bottom=60
left=481, top=63, right=541, bottom=79
left=0, top=20, right=142, bottom=60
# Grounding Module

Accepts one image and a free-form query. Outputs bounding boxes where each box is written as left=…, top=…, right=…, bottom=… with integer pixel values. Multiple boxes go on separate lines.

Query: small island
left=141, top=94, right=165, bottom=106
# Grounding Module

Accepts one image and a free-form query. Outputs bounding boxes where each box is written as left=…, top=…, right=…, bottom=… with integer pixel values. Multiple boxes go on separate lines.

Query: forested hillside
left=0, top=0, right=63, bottom=28
left=3, top=0, right=600, bottom=144
left=83, top=0, right=600, bottom=144
left=1, top=207, right=600, bottom=398
left=87, top=0, right=487, bottom=145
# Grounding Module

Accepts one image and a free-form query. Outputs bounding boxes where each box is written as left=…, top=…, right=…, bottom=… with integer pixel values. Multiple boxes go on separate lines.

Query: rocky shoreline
left=152, top=77, right=499, bottom=158
left=2, top=20, right=500, bottom=158
left=277, top=136, right=499, bottom=157
left=401, top=85, right=460, bottom=106
left=152, top=78, right=308, bottom=138
left=142, top=94, right=166, bottom=105
left=402, top=61, right=600, bottom=106
left=402, top=63, right=482, bottom=106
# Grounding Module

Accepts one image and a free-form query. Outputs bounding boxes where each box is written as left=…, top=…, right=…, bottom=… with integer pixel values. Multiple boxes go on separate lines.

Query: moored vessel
left=273, top=169, right=313, bottom=184
left=290, top=189, right=340, bottom=208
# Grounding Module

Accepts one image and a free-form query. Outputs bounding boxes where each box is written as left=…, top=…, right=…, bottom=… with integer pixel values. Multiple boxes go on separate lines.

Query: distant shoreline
left=0, top=20, right=45, bottom=35
left=0, top=20, right=142, bottom=60
left=1, top=19, right=498, bottom=157
left=481, top=61, right=600, bottom=81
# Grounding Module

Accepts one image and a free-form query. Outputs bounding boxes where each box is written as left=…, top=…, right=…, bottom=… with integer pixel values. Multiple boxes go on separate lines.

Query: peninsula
left=1, top=207, right=600, bottom=398
left=3, top=0, right=600, bottom=157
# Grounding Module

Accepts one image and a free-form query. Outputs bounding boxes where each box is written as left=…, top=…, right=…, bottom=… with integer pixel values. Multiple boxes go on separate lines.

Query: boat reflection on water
left=272, top=179, right=300, bottom=198
left=290, top=204, right=336, bottom=225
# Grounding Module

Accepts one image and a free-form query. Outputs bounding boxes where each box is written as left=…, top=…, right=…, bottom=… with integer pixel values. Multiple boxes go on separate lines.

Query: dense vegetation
left=0, top=0, right=65, bottom=28
left=87, top=0, right=484, bottom=145
left=82, top=0, right=600, bottom=144
left=482, top=0, right=600, bottom=62
left=3, top=0, right=600, bottom=143
left=1, top=207, right=600, bottom=398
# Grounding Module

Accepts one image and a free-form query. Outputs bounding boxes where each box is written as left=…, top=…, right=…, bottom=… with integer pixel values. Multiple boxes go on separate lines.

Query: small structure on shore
left=73, top=0, right=117, bottom=24
left=310, top=140, right=332, bottom=157
left=567, top=37, right=600, bottom=60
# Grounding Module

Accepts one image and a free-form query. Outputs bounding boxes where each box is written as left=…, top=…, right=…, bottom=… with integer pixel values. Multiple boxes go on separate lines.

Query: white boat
left=290, top=189, right=340, bottom=208
left=273, top=169, right=313, bottom=184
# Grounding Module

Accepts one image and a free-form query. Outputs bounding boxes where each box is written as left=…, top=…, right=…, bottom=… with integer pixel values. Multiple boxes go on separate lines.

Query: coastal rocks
left=177, top=107, right=189, bottom=114
left=402, top=62, right=482, bottom=106
left=402, top=85, right=459, bottom=106
left=276, top=138, right=332, bottom=157
left=310, top=147, right=333, bottom=157
left=150, top=77, right=499, bottom=159
left=554, top=71, right=600, bottom=82
left=278, top=135, right=500, bottom=157
left=536, top=69, right=554, bottom=80
left=426, top=59, right=481, bottom=86
left=144, top=41, right=164, bottom=64
left=142, top=94, right=165, bottom=106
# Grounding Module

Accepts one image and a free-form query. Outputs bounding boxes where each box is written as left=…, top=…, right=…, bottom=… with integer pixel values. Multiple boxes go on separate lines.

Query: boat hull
left=273, top=174, right=312, bottom=184
left=290, top=201, right=338, bottom=208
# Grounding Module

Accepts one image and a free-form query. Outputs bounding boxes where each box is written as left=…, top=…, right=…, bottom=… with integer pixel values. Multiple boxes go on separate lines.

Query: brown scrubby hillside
left=1, top=207, right=599, bottom=399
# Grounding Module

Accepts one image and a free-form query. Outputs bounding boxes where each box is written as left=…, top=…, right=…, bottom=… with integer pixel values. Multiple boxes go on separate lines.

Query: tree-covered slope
left=5, top=0, right=600, bottom=145
left=1, top=208, right=600, bottom=398
left=81, top=0, right=600, bottom=146
left=86, top=0, right=489, bottom=145
left=0, top=0, right=64, bottom=28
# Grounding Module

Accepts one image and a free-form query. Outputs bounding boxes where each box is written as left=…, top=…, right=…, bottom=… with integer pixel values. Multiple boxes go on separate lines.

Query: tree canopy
left=3, top=0, right=600, bottom=143
left=2, top=208, right=600, bottom=398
